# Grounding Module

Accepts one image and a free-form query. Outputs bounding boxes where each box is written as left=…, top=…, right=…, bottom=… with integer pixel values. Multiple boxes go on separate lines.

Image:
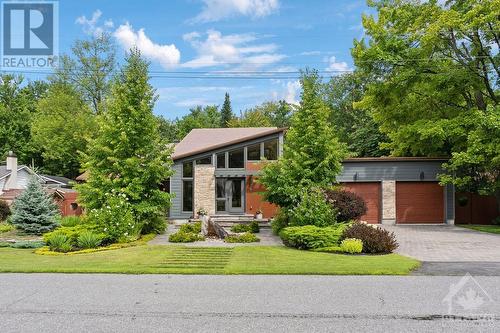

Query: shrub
left=342, top=223, right=398, bottom=254
left=271, top=209, right=289, bottom=234
left=230, top=221, right=260, bottom=233
left=141, top=215, right=167, bottom=234
left=288, top=189, right=337, bottom=227
left=340, top=238, right=363, bottom=254
left=77, top=231, right=102, bottom=249
left=10, top=241, right=45, bottom=249
left=0, top=223, right=14, bottom=233
left=250, top=220, right=260, bottom=233
left=47, top=233, right=72, bottom=252
left=43, top=225, right=93, bottom=245
left=179, top=222, right=202, bottom=234
left=324, top=189, right=367, bottom=222
left=0, top=200, right=10, bottom=221
left=168, top=231, right=205, bottom=243
left=60, top=216, right=82, bottom=227
left=225, top=232, right=260, bottom=243
left=492, top=216, right=500, bottom=226
left=279, top=225, right=346, bottom=250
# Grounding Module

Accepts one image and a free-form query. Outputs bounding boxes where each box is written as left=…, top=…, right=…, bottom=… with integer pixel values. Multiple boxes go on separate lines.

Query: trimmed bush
left=0, top=200, right=10, bottom=221
left=77, top=231, right=103, bottom=249
left=47, top=233, right=72, bottom=252
left=340, top=238, right=363, bottom=254
left=0, top=223, right=14, bottom=233
left=279, top=225, right=346, bottom=250
left=225, top=232, right=260, bottom=243
left=288, top=189, right=337, bottom=227
left=230, top=221, right=260, bottom=233
left=179, top=222, right=202, bottom=234
left=168, top=231, right=205, bottom=243
left=10, top=241, right=45, bottom=249
left=141, top=215, right=167, bottom=234
left=324, top=189, right=367, bottom=222
left=342, top=223, right=398, bottom=254
left=60, top=216, right=82, bottom=227
left=43, top=225, right=93, bottom=245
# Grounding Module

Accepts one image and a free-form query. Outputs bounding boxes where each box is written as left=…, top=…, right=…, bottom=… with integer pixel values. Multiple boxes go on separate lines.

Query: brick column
left=381, top=180, right=396, bottom=225
left=194, top=164, right=216, bottom=217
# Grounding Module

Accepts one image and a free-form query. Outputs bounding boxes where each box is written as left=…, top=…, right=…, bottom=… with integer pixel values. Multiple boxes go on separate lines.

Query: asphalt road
left=1, top=274, right=499, bottom=332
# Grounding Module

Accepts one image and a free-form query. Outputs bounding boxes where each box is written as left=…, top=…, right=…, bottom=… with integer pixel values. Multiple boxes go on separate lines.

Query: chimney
left=5, top=151, right=19, bottom=190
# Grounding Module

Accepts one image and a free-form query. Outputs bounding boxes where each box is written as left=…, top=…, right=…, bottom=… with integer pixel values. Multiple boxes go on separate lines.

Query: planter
left=255, top=213, right=263, bottom=220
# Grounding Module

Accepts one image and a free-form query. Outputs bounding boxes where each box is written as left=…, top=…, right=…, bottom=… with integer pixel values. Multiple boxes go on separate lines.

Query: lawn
left=458, top=224, right=500, bottom=235
left=0, top=245, right=419, bottom=275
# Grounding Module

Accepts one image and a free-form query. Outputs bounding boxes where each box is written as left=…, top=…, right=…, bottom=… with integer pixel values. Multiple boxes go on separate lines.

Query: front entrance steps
left=210, top=214, right=270, bottom=228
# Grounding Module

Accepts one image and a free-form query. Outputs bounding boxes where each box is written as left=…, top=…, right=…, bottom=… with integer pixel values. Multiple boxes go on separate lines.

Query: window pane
left=216, top=200, right=226, bottom=212
left=247, top=143, right=261, bottom=161
left=264, top=139, right=278, bottom=160
left=216, top=178, right=226, bottom=198
left=182, top=180, right=193, bottom=212
left=216, top=153, right=226, bottom=169
left=183, top=161, right=193, bottom=178
left=196, top=156, right=212, bottom=165
left=228, top=149, right=244, bottom=168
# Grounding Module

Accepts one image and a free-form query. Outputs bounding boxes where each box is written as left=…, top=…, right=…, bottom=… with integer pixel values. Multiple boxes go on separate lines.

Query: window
left=196, top=156, right=212, bottom=165
left=160, top=178, right=170, bottom=193
left=182, top=180, right=193, bottom=212
left=182, top=161, right=193, bottom=177
left=247, top=143, right=261, bottom=161
left=216, top=153, right=226, bottom=169
left=264, top=139, right=278, bottom=160
left=216, top=178, right=226, bottom=212
left=70, top=203, right=78, bottom=211
left=228, top=149, right=244, bottom=168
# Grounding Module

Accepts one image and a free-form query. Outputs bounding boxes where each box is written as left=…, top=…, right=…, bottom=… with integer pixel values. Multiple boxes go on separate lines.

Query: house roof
left=344, top=157, right=449, bottom=163
left=40, top=174, right=72, bottom=186
left=172, top=127, right=285, bottom=160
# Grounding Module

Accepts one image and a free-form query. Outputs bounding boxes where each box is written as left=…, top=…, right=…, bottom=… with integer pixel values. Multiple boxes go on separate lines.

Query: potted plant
left=255, top=208, right=263, bottom=220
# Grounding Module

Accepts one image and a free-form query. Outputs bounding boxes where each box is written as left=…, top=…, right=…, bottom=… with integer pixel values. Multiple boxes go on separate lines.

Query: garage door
left=396, top=182, right=444, bottom=224
left=342, top=182, right=380, bottom=224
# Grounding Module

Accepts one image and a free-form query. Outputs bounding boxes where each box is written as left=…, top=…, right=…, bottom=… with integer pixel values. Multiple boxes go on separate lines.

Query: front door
left=216, top=178, right=244, bottom=214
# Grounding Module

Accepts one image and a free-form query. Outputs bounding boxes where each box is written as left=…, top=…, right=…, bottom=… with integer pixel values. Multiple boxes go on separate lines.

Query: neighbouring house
left=168, top=128, right=498, bottom=225
left=0, top=151, right=82, bottom=216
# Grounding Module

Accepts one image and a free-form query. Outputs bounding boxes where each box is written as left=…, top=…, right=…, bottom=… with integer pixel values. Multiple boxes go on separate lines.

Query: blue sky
left=23, top=0, right=371, bottom=119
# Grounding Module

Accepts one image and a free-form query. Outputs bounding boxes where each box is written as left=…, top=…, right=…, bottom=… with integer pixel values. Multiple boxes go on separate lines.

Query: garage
left=342, top=182, right=381, bottom=224
left=396, top=182, right=444, bottom=224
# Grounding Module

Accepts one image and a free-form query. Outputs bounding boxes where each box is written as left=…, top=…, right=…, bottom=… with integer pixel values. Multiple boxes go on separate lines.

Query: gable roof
left=40, top=174, right=72, bottom=186
left=172, top=127, right=284, bottom=160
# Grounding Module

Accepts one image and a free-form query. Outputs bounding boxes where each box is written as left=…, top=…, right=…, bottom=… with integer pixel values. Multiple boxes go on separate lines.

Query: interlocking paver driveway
left=383, top=225, right=500, bottom=262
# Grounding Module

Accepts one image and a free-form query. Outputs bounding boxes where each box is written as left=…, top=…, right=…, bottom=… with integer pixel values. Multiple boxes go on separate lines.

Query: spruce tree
left=220, top=92, right=233, bottom=127
left=11, top=177, right=60, bottom=234
left=76, top=48, right=174, bottom=223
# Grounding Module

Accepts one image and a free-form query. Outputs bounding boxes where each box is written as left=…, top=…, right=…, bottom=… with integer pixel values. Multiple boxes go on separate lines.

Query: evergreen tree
left=76, top=48, right=174, bottom=224
left=260, top=70, right=348, bottom=208
left=220, top=92, right=233, bottom=127
left=11, top=177, right=60, bottom=234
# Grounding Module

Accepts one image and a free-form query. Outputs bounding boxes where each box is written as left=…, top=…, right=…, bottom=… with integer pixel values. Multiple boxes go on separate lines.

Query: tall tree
left=260, top=71, right=348, bottom=208
left=229, top=100, right=294, bottom=128
left=220, top=92, right=233, bottom=127
left=53, top=33, right=115, bottom=114
left=76, top=49, right=173, bottom=223
left=31, top=83, right=96, bottom=178
left=175, top=105, right=221, bottom=139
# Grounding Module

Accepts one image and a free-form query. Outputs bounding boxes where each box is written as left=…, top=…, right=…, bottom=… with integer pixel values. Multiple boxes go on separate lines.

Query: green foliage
left=168, top=231, right=205, bottom=243
left=60, top=216, right=83, bottom=227
left=342, top=223, right=398, bottom=254
left=220, top=92, right=233, bottom=127
left=279, top=225, right=346, bottom=250
left=230, top=221, right=260, bottom=233
left=179, top=222, right=202, bottom=234
left=174, top=105, right=221, bottom=140
left=260, top=71, right=348, bottom=209
left=9, top=241, right=44, bottom=249
left=225, top=232, right=260, bottom=243
left=141, top=215, right=167, bottom=234
left=47, top=233, right=72, bottom=252
left=31, top=83, right=96, bottom=178
left=288, top=189, right=337, bottom=227
left=0, top=223, right=14, bottom=233
left=324, top=188, right=367, bottom=222
left=77, top=231, right=103, bottom=249
left=10, top=177, right=60, bottom=235
left=229, top=101, right=294, bottom=128
left=76, top=49, right=174, bottom=231
left=271, top=209, right=289, bottom=234
left=340, top=238, right=363, bottom=254
left=43, top=225, right=94, bottom=245
left=0, top=200, right=11, bottom=221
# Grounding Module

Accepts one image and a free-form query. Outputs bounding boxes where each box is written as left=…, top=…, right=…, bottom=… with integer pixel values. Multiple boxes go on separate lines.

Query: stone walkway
left=383, top=225, right=500, bottom=262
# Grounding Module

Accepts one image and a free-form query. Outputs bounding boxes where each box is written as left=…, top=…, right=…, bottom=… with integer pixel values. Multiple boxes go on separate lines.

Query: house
left=168, top=127, right=462, bottom=224
left=0, top=151, right=82, bottom=216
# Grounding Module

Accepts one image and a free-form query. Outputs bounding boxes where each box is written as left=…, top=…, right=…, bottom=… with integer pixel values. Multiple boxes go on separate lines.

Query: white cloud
left=76, top=10, right=113, bottom=37
left=114, top=23, right=181, bottom=69
left=192, top=0, right=279, bottom=22
left=284, top=80, right=301, bottom=105
left=182, top=29, right=284, bottom=69
left=326, top=56, right=351, bottom=73
left=300, top=50, right=321, bottom=56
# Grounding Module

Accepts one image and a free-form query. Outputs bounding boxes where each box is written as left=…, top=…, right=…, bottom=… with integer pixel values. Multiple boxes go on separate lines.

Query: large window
left=182, top=161, right=193, bottom=177
left=216, top=153, right=226, bottom=169
left=196, top=156, right=212, bottom=165
left=264, top=139, right=278, bottom=160
left=228, top=149, right=244, bottom=168
left=182, top=180, right=193, bottom=212
left=247, top=143, right=261, bottom=161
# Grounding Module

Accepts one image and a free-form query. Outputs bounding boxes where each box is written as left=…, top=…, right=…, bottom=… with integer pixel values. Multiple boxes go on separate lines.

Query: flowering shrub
left=88, top=192, right=141, bottom=243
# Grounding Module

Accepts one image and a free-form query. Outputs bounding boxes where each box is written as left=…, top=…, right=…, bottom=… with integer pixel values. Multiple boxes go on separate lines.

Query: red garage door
left=342, top=182, right=380, bottom=224
left=396, top=182, right=444, bottom=224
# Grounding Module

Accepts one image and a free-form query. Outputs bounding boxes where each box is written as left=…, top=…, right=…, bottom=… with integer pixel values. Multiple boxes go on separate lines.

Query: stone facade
left=381, top=180, right=396, bottom=225
left=194, top=165, right=216, bottom=217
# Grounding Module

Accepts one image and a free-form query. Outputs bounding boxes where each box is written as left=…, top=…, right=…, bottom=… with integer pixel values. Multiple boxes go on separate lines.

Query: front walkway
left=383, top=225, right=500, bottom=262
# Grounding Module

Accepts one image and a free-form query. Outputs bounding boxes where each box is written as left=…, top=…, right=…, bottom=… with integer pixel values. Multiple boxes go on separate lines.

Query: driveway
left=383, top=225, right=500, bottom=275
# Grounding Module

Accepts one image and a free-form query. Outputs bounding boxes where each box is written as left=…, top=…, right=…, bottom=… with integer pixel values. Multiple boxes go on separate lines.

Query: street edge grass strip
left=34, top=233, right=156, bottom=256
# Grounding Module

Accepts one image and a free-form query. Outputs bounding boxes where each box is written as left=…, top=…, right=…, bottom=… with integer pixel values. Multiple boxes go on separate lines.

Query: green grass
left=0, top=245, right=419, bottom=275
left=458, top=224, right=500, bottom=234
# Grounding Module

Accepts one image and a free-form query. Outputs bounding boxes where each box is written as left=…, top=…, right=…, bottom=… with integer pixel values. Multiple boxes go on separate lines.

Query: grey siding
left=446, top=184, right=455, bottom=221
left=337, top=161, right=445, bottom=182
left=169, top=163, right=191, bottom=219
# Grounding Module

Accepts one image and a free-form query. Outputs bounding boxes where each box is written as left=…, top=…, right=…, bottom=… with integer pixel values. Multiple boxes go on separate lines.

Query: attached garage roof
left=172, top=127, right=284, bottom=160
